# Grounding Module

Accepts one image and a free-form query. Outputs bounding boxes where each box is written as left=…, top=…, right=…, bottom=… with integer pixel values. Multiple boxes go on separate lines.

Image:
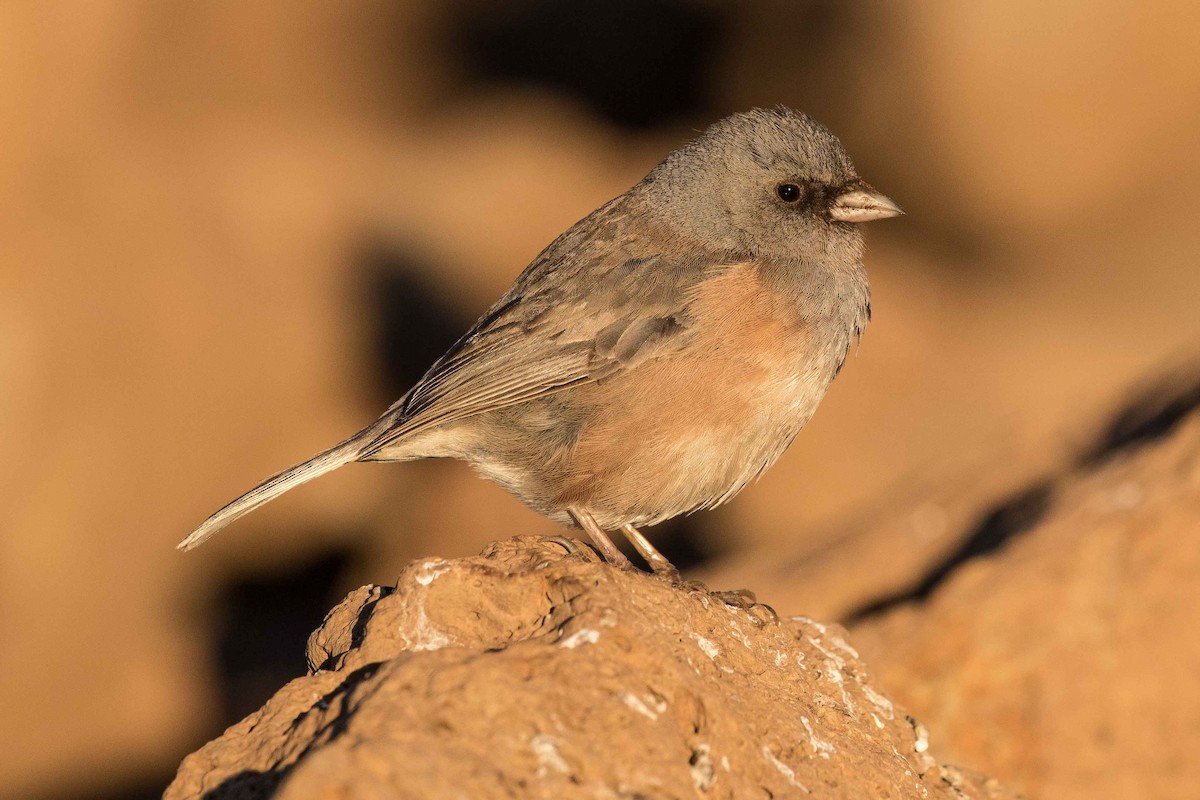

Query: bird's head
left=643, top=107, right=901, bottom=264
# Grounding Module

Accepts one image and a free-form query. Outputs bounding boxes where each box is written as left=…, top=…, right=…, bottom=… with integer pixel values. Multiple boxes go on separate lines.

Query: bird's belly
left=547, top=350, right=830, bottom=528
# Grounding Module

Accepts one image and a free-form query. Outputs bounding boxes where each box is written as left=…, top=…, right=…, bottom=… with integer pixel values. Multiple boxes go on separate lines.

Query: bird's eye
left=776, top=183, right=802, bottom=204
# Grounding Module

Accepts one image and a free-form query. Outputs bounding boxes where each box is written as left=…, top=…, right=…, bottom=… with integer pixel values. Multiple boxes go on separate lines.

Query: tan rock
left=849, top=372, right=1200, bottom=799
left=166, top=537, right=1018, bottom=799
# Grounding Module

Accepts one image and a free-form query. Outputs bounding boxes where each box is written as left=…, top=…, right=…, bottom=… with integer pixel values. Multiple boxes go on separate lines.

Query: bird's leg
left=620, top=523, right=682, bottom=582
left=568, top=508, right=633, bottom=568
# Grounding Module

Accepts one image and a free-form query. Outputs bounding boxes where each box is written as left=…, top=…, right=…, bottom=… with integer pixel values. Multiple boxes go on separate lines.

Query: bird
left=179, top=106, right=901, bottom=579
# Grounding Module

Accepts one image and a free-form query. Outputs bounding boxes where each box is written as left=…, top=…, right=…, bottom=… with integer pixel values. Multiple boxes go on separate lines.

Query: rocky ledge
left=166, top=536, right=1017, bottom=799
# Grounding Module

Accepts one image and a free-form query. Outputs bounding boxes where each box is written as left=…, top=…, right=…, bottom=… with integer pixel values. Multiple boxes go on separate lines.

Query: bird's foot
left=645, top=562, right=683, bottom=584
left=709, top=587, right=758, bottom=607
left=677, top=580, right=780, bottom=624
left=543, top=534, right=588, bottom=558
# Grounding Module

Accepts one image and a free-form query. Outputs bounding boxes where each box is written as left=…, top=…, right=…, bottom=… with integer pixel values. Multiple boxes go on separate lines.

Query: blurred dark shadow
left=641, top=516, right=729, bottom=574
left=843, top=481, right=1055, bottom=624
left=447, top=0, right=730, bottom=130
left=357, top=242, right=474, bottom=404
left=1079, top=367, right=1200, bottom=467
left=212, top=542, right=365, bottom=725
left=200, top=771, right=283, bottom=800
left=34, top=542, right=361, bottom=800
left=32, top=542, right=365, bottom=800
left=30, top=778, right=167, bottom=800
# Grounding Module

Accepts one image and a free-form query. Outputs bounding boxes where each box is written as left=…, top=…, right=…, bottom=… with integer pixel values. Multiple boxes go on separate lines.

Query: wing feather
left=361, top=203, right=737, bottom=456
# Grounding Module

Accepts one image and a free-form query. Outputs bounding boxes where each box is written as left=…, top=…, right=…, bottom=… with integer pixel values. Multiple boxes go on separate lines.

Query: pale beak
left=828, top=187, right=904, bottom=223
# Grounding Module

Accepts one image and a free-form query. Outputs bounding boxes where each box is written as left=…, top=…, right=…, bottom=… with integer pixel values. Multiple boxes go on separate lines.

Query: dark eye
left=776, top=183, right=802, bottom=204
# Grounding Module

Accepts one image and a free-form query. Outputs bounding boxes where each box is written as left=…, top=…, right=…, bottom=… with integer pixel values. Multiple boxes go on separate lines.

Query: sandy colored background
left=3, top=2, right=1199, bottom=798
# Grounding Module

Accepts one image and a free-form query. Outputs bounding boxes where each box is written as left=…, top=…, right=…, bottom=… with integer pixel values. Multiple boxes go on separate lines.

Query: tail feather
left=177, top=418, right=389, bottom=551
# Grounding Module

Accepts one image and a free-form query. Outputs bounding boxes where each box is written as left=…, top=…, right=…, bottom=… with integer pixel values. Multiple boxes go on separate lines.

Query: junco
left=180, top=107, right=901, bottom=578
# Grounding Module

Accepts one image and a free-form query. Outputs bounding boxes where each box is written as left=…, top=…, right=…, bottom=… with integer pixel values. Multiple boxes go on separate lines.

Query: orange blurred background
left=3, top=2, right=1200, bottom=798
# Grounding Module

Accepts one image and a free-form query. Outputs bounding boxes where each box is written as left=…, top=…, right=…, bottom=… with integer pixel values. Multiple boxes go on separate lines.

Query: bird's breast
left=544, top=261, right=850, bottom=524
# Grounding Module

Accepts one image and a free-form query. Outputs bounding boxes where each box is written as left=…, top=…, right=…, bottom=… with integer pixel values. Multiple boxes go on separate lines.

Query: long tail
left=177, top=416, right=393, bottom=551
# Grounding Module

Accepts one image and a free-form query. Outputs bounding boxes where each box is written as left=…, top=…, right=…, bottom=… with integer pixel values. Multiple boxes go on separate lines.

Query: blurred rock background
left=2, top=1, right=1199, bottom=798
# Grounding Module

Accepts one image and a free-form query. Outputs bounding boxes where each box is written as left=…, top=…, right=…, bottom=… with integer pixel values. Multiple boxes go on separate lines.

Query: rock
left=166, top=536, right=1017, bottom=799
left=848, top=372, right=1200, bottom=799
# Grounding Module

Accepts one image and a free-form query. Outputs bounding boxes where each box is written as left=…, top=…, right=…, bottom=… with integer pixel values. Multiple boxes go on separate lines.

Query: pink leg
left=620, top=523, right=682, bottom=581
left=567, top=508, right=633, bottom=568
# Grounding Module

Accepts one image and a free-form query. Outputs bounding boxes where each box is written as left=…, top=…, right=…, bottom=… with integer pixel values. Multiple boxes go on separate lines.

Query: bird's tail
left=177, top=416, right=394, bottom=552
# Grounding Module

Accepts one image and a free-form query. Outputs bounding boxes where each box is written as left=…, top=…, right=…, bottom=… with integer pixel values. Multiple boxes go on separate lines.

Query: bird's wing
left=361, top=209, right=732, bottom=455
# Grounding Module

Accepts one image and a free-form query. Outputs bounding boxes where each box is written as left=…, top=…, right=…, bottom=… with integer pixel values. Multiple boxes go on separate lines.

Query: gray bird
left=179, top=107, right=902, bottom=577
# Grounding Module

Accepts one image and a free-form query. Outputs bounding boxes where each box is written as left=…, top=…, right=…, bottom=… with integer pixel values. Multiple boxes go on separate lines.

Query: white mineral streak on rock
left=807, top=635, right=846, bottom=669
left=690, top=743, right=715, bottom=791
left=404, top=603, right=453, bottom=652
left=690, top=633, right=720, bottom=660
left=912, top=718, right=930, bottom=753
left=727, top=619, right=753, bottom=650
left=558, top=628, right=600, bottom=649
left=800, top=716, right=836, bottom=759
left=412, top=559, right=451, bottom=586
left=396, top=560, right=459, bottom=652
left=531, top=733, right=570, bottom=777
left=621, top=693, right=659, bottom=721
left=860, top=683, right=895, bottom=720
left=823, top=659, right=856, bottom=714
left=761, top=746, right=810, bottom=792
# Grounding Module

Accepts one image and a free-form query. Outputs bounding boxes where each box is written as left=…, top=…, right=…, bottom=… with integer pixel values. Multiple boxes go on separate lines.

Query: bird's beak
left=828, top=186, right=904, bottom=223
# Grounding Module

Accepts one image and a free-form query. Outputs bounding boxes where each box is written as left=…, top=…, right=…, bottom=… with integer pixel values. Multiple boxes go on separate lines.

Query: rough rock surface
left=166, top=537, right=1017, bottom=799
